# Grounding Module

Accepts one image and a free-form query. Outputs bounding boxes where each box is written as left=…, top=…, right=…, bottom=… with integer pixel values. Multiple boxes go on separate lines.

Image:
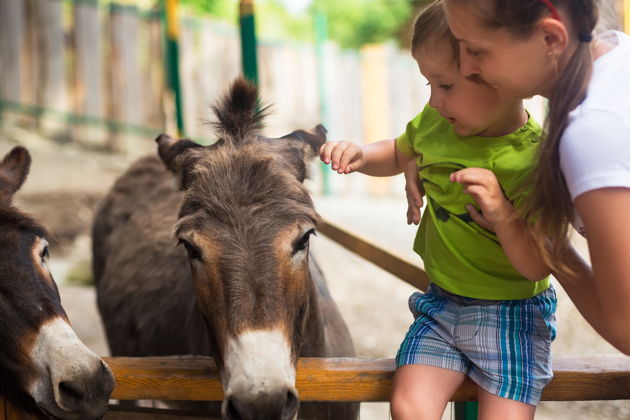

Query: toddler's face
left=416, top=46, right=507, bottom=137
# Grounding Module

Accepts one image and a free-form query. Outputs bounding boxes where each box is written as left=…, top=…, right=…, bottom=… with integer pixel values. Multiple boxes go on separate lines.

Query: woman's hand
left=404, top=160, right=424, bottom=225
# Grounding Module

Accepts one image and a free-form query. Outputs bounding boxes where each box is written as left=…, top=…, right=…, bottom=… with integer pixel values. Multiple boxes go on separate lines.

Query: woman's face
left=443, top=0, right=556, bottom=100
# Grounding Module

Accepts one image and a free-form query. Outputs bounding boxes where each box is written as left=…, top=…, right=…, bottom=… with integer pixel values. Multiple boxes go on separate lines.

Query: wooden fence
left=0, top=0, right=425, bottom=159
left=2, top=220, right=630, bottom=419
left=0, top=0, right=554, bottom=198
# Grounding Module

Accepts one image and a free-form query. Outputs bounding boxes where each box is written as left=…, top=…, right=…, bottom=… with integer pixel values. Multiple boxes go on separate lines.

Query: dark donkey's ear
left=155, top=133, right=205, bottom=189
left=0, top=146, right=31, bottom=207
left=274, top=124, right=327, bottom=182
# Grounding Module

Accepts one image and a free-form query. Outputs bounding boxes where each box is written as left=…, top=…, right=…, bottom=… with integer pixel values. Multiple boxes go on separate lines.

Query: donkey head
left=156, top=78, right=326, bottom=420
left=0, top=147, right=115, bottom=419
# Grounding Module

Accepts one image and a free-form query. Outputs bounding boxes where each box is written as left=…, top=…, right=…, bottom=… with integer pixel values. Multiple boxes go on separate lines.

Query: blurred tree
left=311, top=0, right=412, bottom=48
left=177, top=0, right=415, bottom=49
left=179, top=0, right=237, bottom=20
left=396, top=0, right=431, bottom=49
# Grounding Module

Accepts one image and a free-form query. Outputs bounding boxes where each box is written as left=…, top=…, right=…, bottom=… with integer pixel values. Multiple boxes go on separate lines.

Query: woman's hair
left=451, top=0, right=598, bottom=274
left=411, top=0, right=459, bottom=64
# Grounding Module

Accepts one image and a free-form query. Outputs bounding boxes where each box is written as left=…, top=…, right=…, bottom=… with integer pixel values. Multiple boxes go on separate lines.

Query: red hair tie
left=537, top=0, right=561, bottom=21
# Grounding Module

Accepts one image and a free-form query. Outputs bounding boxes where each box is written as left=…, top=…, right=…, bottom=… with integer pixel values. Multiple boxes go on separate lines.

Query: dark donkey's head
left=0, top=147, right=115, bottom=419
left=156, top=78, right=326, bottom=420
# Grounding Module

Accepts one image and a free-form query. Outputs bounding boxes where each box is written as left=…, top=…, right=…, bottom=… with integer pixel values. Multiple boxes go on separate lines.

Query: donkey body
left=93, top=79, right=358, bottom=420
left=0, top=147, right=114, bottom=420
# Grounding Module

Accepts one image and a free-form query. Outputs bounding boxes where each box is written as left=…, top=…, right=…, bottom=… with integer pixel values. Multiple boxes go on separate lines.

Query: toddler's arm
left=319, top=139, right=414, bottom=177
left=450, top=168, right=549, bottom=281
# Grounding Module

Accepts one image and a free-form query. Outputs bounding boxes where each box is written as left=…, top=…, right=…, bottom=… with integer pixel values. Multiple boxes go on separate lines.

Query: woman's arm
left=492, top=209, right=550, bottom=281
left=562, top=187, right=630, bottom=354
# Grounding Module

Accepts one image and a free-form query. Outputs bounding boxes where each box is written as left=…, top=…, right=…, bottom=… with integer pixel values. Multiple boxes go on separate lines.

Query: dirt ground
left=2, top=125, right=629, bottom=420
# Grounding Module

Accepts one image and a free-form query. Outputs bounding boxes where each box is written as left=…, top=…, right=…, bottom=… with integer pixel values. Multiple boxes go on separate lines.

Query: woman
left=441, top=0, right=630, bottom=354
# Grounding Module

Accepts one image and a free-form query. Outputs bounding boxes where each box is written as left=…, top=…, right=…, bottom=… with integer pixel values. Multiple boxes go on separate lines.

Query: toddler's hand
left=319, top=141, right=364, bottom=174
left=450, top=168, right=516, bottom=227
left=404, top=160, right=423, bottom=225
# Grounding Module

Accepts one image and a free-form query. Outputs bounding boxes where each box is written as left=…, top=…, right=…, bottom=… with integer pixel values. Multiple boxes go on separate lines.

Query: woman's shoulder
left=561, top=108, right=630, bottom=200
left=585, top=32, right=630, bottom=107
left=561, top=31, right=630, bottom=199
left=571, top=31, right=630, bottom=133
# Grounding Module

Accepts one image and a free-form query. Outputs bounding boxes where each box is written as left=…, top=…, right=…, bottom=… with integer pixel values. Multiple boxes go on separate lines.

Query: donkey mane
left=210, top=78, right=270, bottom=145
left=174, top=79, right=318, bottom=236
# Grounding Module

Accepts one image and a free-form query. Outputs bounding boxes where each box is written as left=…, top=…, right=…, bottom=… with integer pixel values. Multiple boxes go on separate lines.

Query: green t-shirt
left=396, top=104, right=549, bottom=300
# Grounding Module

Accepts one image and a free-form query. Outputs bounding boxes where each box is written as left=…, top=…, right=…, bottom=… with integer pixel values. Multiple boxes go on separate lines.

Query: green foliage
left=312, top=0, right=411, bottom=48
left=256, top=1, right=314, bottom=43
left=179, top=0, right=237, bottom=20
left=177, top=0, right=412, bottom=49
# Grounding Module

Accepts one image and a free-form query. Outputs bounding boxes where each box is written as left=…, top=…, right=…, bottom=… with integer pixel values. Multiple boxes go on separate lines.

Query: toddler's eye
left=465, top=47, right=482, bottom=57
left=438, top=84, right=453, bottom=90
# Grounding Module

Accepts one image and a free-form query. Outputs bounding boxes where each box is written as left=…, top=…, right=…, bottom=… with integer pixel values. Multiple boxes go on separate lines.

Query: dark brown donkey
left=0, top=146, right=115, bottom=419
left=93, top=78, right=358, bottom=420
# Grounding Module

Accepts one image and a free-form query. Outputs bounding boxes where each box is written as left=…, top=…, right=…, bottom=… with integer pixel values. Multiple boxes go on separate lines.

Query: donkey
left=0, top=146, right=115, bottom=419
left=93, top=78, right=358, bottom=420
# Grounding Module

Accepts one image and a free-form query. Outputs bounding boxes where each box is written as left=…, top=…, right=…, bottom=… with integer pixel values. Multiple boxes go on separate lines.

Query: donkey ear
left=274, top=124, right=327, bottom=182
left=0, top=146, right=31, bottom=207
left=155, top=133, right=204, bottom=188
left=281, top=124, right=327, bottom=160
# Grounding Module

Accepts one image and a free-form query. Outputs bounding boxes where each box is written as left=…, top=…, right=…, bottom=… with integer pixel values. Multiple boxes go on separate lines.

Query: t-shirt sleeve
left=560, top=109, right=630, bottom=199
left=395, top=111, right=424, bottom=158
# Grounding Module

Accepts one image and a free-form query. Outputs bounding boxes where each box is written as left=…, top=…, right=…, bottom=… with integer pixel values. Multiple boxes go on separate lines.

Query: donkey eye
left=40, top=245, right=49, bottom=262
left=293, top=229, right=315, bottom=254
left=178, top=239, right=202, bottom=261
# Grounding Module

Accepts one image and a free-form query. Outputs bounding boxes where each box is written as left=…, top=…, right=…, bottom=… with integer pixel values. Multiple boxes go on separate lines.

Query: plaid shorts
left=396, top=283, right=557, bottom=405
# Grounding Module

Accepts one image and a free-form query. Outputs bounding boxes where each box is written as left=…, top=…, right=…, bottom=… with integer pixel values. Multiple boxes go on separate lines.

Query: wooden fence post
left=143, top=11, right=166, bottom=132
left=0, top=394, right=37, bottom=420
left=108, top=3, right=141, bottom=153
left=360, top=43, right=394, bottom=196
left=72, top=0, right=105, bottom=147
left=0, top=0, right=24, bottom=126
left=33, top=0, right=67, bottom=138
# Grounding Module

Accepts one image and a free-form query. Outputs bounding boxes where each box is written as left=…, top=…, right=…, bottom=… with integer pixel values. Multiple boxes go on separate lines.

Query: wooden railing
left=2, top=218, right=630, bottom=419
left=108, top=354, right=630, bottom=402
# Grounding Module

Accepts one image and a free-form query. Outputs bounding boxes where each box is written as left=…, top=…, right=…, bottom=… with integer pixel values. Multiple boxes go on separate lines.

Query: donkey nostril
left=282, top=389, right=299, bottom=420
left=58, top=381, right=85, bottom=403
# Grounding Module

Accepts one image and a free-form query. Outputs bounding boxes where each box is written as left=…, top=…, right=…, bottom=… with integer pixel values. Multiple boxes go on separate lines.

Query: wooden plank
left=143, top=14, right=165, bottom=131
left=359, top=43, right=392, bottom=196
left=72, top=0, right=105, bottom=147
left=0, top=0, right=24, bottom=104
left=106, top=354, right=630, bottom=402
left=108, top=3, right=141, bottom=152
left=317, top=218, right=429, bottom=291
left=33, top=0, right=67, bottom=137
left=20, top=0, right=37, bottom=130
left=0, top=396, right=37, bottom=420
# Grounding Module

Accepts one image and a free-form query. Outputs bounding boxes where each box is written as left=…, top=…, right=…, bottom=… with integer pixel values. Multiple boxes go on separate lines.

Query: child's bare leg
left=477, top=388, right=535, bottom=420
left=391, top=364, right=465, bottom=420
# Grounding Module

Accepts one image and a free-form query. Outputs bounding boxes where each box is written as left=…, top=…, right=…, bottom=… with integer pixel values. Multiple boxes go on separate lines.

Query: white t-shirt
left=560, top=31, right=630, bottom=234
